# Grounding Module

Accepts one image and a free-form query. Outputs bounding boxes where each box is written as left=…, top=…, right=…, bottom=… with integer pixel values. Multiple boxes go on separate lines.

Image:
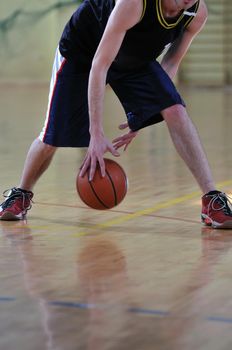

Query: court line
left=26, top=192, right=201, bottom=233
left=0, top=297, right=16, bottom=302
left=27, top=179, right=232, bottom=236
left=207, top=316, right=232, bottom=324
left=70, top=179, right=232, bottom=236
left=48, top=300, right=232, bottom=325
left=49, top=301, right=232, bottom=324
left=2, top=296, right=232, bottom=325
left=27, top=191, right=200, bottom=234
left=86, top=191, right=201, bottom=229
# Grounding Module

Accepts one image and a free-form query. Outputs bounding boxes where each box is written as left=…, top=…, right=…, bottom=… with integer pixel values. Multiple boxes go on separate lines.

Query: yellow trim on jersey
left=184, top=0, right=200, bottom=27
left=156, top=0, right=185, bottom=29
left=140, top=0, right=147, bottom=21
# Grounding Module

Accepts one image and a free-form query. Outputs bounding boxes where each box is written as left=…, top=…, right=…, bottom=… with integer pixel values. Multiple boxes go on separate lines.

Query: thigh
left=39, top=52, right=90, bottom=147
left=108, top=61, right=185, bottom=131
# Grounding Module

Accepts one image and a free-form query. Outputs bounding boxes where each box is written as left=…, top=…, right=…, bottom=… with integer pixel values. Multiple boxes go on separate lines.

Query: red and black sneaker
left=202, top=191, right=232, bottom=229
left=0, top=188, right=33, bottom=221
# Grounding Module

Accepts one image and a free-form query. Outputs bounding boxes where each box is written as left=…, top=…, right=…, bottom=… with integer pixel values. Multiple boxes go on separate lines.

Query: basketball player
left=1, top=0, right=232, bottom=228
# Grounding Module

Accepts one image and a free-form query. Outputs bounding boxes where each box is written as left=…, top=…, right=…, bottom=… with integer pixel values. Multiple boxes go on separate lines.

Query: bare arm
left=161, top=0, right=208, bottom=79
left=80, top=0, right=143, bottom=180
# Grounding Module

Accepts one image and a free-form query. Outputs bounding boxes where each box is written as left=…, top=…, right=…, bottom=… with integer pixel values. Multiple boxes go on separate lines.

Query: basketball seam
left=111, top=160, right=128, bottom=195
left=89, top=180, right=110, bottom=209
left=105, top=169, right=117, bottom=206
left=121, top=169, right=128, bottom=196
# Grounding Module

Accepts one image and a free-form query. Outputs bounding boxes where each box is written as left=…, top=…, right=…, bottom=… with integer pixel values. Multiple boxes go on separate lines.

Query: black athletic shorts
left=39, top=48, right=185, bottom=147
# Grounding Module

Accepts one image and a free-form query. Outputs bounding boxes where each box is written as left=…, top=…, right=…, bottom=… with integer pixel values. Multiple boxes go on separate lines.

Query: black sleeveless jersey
left=59, top=0, right=200, bottom=67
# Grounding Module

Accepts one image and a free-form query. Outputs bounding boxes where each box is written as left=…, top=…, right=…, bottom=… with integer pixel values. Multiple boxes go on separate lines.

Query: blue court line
left=2, top=297, right=232, bottom=325
left=49, top=301, right=97, bottom=309
left=207, top=316, right=232, bottom=324
left=128, top=307, right=169, bottom=316
left=47, top=301, right=232, bottom=325
left=48, top=301, right=169, bottom=316
left=0, top=297, right=16, bottom=302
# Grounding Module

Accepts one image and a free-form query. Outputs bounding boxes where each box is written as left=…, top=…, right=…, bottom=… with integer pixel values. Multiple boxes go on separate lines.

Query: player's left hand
left=112, top=122, right=138, bottom=151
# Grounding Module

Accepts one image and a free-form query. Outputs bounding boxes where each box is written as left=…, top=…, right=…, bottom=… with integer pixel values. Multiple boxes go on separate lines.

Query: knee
left=36, top=138, right=57, bottom=156
left=161, top=104, right=187, bottom=125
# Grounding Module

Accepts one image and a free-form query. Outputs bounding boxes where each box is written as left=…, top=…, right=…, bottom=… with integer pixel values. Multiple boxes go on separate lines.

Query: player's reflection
left=78, top=237, right=128, bottom=300
left=1, top=225, right=130, bottom=350
left=0, top=220, right=32, bottom=240
left=77, top=237, right=130, bottom=350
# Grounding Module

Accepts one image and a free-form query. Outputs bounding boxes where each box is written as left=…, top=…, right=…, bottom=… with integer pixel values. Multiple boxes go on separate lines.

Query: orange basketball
left=76, top=158, right=128, bottom=210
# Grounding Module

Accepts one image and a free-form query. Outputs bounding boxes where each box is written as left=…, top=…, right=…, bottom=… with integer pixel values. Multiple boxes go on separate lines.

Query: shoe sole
left=202, top=214, right=232, bottom=229
left=0, top=212, right=23, bottom=221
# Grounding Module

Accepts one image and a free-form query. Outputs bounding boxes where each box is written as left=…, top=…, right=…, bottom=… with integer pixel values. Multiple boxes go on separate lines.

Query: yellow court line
left=24, top=179, right=232, bottom=238
left=91, top=191, right=200, bottom=229
left=26, top=192, right=200, bottom=234
left=70, top=179, right=232, bottom=237
left=217, top=179, right=232, bottom=189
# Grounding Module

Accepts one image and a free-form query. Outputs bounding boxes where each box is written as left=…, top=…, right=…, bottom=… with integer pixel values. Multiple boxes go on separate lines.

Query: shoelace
left=207, top=193, right=232, bottom=217
left=1, top=188, right=33, bottom=212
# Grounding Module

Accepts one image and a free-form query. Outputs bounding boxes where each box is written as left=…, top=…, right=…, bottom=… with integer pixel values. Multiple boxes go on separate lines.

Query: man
left=1, top=0, right=232, bottom=228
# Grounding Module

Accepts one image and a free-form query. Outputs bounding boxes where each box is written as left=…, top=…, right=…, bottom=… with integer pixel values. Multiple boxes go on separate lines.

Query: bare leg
left=19, top=138, right=57, bottom=191
left=161, top=104, right=215, bottom=194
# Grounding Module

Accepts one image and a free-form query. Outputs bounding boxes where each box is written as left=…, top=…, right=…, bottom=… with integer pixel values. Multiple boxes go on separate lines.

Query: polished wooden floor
left=0, top=83, right=232, bottom=350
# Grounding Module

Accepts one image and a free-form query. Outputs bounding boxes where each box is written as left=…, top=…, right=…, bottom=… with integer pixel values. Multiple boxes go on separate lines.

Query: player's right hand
left=79, top=135, right=120, bottom=181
